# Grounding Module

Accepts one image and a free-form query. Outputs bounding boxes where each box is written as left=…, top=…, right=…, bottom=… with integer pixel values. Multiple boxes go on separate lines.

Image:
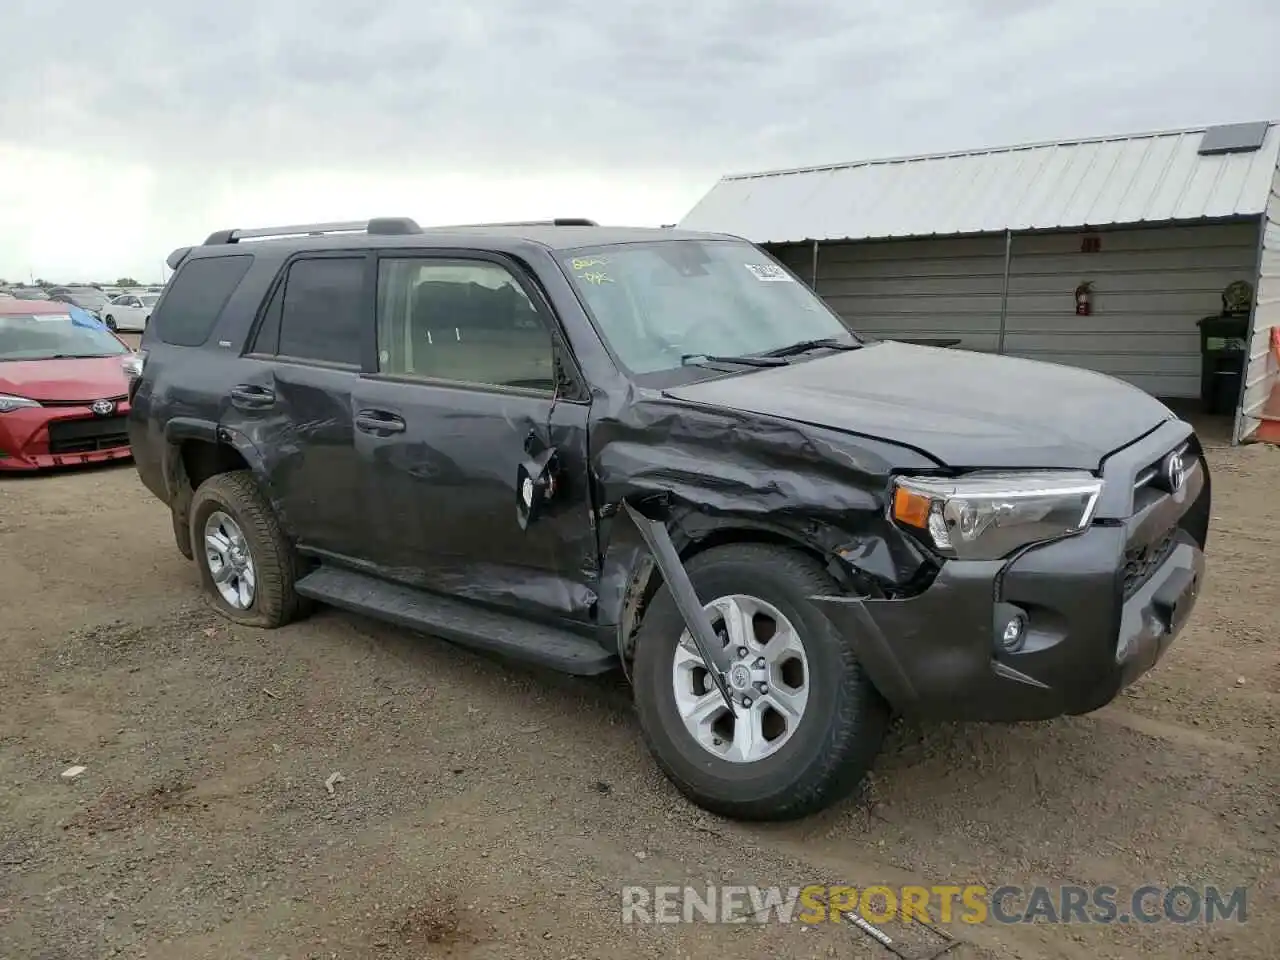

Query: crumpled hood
left=663, top=341, right=1175, bottom=470
left=0, top=356, right=130, bottom=402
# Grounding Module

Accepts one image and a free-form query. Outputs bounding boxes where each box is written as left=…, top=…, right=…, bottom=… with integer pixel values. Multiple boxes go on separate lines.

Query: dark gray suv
left=125, top=217, right=1210, bottom=821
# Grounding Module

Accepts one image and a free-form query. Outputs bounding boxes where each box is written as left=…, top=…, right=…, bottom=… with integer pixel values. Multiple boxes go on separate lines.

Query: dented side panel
left=346, top=377, right=600, bottom=623
left=588, top=390, right=942, bottom=641
left=218, top=360, right=366, bottom=553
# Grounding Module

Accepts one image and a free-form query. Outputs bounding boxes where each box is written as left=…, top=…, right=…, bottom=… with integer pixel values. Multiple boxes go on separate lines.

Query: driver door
left=350, top=252, right=599, bottom=625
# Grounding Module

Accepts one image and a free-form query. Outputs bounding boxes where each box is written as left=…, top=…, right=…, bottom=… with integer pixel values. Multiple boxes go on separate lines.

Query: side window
left=154, top=254, right=254, bottom=347
left=277, top=257, right=365, bottom=366
left=375, top=258, right=555, bottom=392
left=249, top=280, right=284, bottom=356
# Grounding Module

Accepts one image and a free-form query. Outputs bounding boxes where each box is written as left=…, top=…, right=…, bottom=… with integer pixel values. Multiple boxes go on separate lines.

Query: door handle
left=229, top=384, right=276, bottom=409
left=355, top=410, right=406, bottom=435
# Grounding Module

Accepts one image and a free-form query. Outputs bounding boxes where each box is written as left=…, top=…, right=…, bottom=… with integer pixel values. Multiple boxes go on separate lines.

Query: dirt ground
left=1, top=423, right=1276, bottom=960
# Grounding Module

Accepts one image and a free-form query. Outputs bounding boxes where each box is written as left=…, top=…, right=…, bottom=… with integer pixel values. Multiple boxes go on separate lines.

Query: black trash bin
left=1196, top=314, right=1249, bottom=415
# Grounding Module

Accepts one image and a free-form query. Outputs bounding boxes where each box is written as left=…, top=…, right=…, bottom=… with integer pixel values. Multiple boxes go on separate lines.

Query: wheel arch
left=162, top=424, right=283, bottom=557
left=616, top=519, right=866, bottom=679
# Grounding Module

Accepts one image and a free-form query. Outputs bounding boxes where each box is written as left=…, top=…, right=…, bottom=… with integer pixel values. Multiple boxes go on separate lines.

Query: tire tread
left=190, top=470, right=308, bottom=628
left=633, top=543, right=888, bottom=822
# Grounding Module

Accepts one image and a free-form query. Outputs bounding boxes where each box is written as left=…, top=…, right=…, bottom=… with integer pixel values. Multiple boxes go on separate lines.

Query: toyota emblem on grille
left=90, top=399, right=115, bottom=416
left=1162, top=450, right=1186, bottom=493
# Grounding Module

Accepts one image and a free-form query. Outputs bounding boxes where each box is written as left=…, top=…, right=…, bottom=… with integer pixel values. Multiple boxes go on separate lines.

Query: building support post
left=1233, top=216, right=1271, bottom=445
left=811, top=239, right=820, bottom=291
left=996, top=229, right=1013, bottom=355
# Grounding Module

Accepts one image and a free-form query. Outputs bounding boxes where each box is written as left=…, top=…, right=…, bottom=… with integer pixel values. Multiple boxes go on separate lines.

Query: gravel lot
left=1, top=421, right=1276, bottom=959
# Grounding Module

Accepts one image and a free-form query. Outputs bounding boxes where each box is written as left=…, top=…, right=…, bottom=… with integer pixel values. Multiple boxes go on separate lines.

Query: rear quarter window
left=153, top=254, right=254, bottom=346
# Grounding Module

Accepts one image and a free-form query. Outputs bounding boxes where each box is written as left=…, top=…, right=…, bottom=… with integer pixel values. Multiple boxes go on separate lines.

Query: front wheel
left=631, top=544, right=888, bottom=821
left=104, top=316, right=117, bottom=332
left=189, top=470, right=309, bottom=628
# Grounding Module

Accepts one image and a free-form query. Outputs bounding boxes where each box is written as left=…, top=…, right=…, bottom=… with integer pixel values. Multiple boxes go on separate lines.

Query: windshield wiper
left=44, top=353, right=120, bottom=360
left=680, top=353, right=789, bottom=368
left=763, top=337, right=862, bottom=359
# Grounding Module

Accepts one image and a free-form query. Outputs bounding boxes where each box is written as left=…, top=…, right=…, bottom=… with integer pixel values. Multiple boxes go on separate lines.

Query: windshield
left=0, top=312, right=129, bottom=361
left=560, top=240, right=855, bottom=377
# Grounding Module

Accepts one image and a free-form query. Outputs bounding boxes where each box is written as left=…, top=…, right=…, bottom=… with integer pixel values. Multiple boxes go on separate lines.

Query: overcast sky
left=2, top=0, right=1278, bottom=283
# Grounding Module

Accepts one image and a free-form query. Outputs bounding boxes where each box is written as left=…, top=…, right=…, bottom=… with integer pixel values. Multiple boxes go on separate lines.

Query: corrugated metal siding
left=1237, top=167, right=1280, bottom=441
left=774, top=236, right=1009, bottom=351
left=682, top=125, right=1280, bottom=244
left=1002, top=225, right=1259, bottom=398
left=771, top=223, right=1261, bottom=399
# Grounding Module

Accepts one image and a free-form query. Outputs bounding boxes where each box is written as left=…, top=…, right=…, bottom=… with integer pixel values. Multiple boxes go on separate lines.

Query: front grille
left=40, top=395, right=127, bottom=409
left=47, top=415, right=129, bottom=455
left=1122, top=527, right=1177, bottom=600
left=1133, top=441, right=1190, bottom=495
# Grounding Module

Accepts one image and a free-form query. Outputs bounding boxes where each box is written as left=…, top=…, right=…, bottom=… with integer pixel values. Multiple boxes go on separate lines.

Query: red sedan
left=0, top=299, right=135, bottom=471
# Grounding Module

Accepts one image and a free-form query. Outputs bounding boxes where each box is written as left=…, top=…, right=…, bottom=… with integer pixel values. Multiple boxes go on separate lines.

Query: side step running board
left=295, top=565, right=618, bottom=676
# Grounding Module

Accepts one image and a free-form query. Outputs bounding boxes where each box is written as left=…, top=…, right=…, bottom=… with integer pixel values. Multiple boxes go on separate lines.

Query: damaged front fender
left=589, top=392, right=941, bottom=667
left=622, top=499, right=738, bottom=710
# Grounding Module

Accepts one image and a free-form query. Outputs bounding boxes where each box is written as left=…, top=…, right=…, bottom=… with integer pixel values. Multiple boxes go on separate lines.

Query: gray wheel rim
left=203, top=511, right=256, bottom=610
left=671, top=594, right=810, bottom=764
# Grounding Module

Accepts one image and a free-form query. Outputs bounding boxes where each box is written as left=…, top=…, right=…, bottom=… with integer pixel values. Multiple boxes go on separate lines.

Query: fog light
left=999, top=614, right=1027, bottom=652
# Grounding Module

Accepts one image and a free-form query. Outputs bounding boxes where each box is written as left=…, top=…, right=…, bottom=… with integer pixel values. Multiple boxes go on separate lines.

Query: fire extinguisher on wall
left=1075, top=281, right=1093, bottom=316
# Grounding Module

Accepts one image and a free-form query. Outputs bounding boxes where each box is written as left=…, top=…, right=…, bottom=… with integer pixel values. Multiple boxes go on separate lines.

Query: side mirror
left=516, top=446, right=559, bottom=530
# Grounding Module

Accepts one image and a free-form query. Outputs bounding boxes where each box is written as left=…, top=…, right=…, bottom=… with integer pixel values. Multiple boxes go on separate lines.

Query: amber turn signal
left=892, top=486, right=932, bottom=528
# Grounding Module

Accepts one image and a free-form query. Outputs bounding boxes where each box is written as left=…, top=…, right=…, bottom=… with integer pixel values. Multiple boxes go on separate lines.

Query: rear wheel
left=631, top=544, right=888, bottom=821
left=189, top=470, right=309, bottom=628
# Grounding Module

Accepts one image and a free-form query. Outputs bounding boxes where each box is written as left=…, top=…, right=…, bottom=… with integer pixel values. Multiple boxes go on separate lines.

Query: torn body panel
left=622, top=501, right=737, bottom=710
left=588, top=391, right=941, bottom=660
left=588, top=386, right=1207, bottom=725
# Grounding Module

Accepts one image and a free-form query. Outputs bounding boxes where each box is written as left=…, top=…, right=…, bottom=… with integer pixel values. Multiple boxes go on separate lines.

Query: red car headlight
left=0, top=393, right=41, bottom=413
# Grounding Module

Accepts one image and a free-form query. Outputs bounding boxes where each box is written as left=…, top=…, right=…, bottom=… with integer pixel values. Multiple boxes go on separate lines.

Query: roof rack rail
left=432, top=218, right=599, bottom=229
left=202, top=217, right=422, bottom=246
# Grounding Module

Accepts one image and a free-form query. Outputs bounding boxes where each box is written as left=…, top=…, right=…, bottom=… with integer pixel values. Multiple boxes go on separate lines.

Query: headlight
left=121, top=351, right=146, bottom=381
left=890, top=471, right=1103, bottom=560
left=0, top=393, right=41, bottom=413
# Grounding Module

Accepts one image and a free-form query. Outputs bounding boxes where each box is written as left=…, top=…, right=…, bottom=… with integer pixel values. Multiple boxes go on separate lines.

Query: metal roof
left=678, top=122, right=1280, bottom=244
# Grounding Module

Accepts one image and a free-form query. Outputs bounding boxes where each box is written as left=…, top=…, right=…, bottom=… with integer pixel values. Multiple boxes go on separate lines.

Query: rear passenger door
left=227, top=253, right=373, bottom=556
left=349, top=252, right=598, bottom=624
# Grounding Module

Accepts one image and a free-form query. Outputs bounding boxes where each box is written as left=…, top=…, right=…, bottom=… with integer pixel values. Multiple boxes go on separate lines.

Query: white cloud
left=1, top=0, right=1277, bottom=280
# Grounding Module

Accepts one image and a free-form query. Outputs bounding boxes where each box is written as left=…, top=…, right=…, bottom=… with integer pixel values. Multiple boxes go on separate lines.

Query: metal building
left=679, top=121, right=1280, bottom=444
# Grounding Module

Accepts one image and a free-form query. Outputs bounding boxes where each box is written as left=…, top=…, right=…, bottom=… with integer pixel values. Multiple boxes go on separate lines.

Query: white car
left=101, top=293, right=159, bottom=332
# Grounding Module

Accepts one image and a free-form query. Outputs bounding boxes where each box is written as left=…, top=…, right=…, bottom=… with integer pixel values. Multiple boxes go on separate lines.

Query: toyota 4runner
left=126, top=217, right=1210, bottom=821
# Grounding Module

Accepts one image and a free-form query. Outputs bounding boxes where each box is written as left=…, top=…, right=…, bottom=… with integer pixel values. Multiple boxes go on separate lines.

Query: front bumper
left=816, top=432, right=1208, bottom=723
left=0, top=401, right=132, bottom=472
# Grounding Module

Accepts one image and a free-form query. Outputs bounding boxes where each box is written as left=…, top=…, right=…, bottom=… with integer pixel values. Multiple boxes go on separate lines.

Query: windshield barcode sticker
left=744, top=263, right=793, bottom=282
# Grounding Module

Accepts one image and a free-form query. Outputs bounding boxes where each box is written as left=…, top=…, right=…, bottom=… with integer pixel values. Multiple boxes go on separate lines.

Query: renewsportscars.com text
left=620, top=884, right=1248, bottom=926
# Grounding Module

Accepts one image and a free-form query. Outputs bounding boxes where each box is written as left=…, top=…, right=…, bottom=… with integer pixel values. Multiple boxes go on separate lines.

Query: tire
left=188, top=470, right=309, bottom=628
left=105, top=316, right=117, bottom=332
left=632, top=544, right=888, bottom=821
